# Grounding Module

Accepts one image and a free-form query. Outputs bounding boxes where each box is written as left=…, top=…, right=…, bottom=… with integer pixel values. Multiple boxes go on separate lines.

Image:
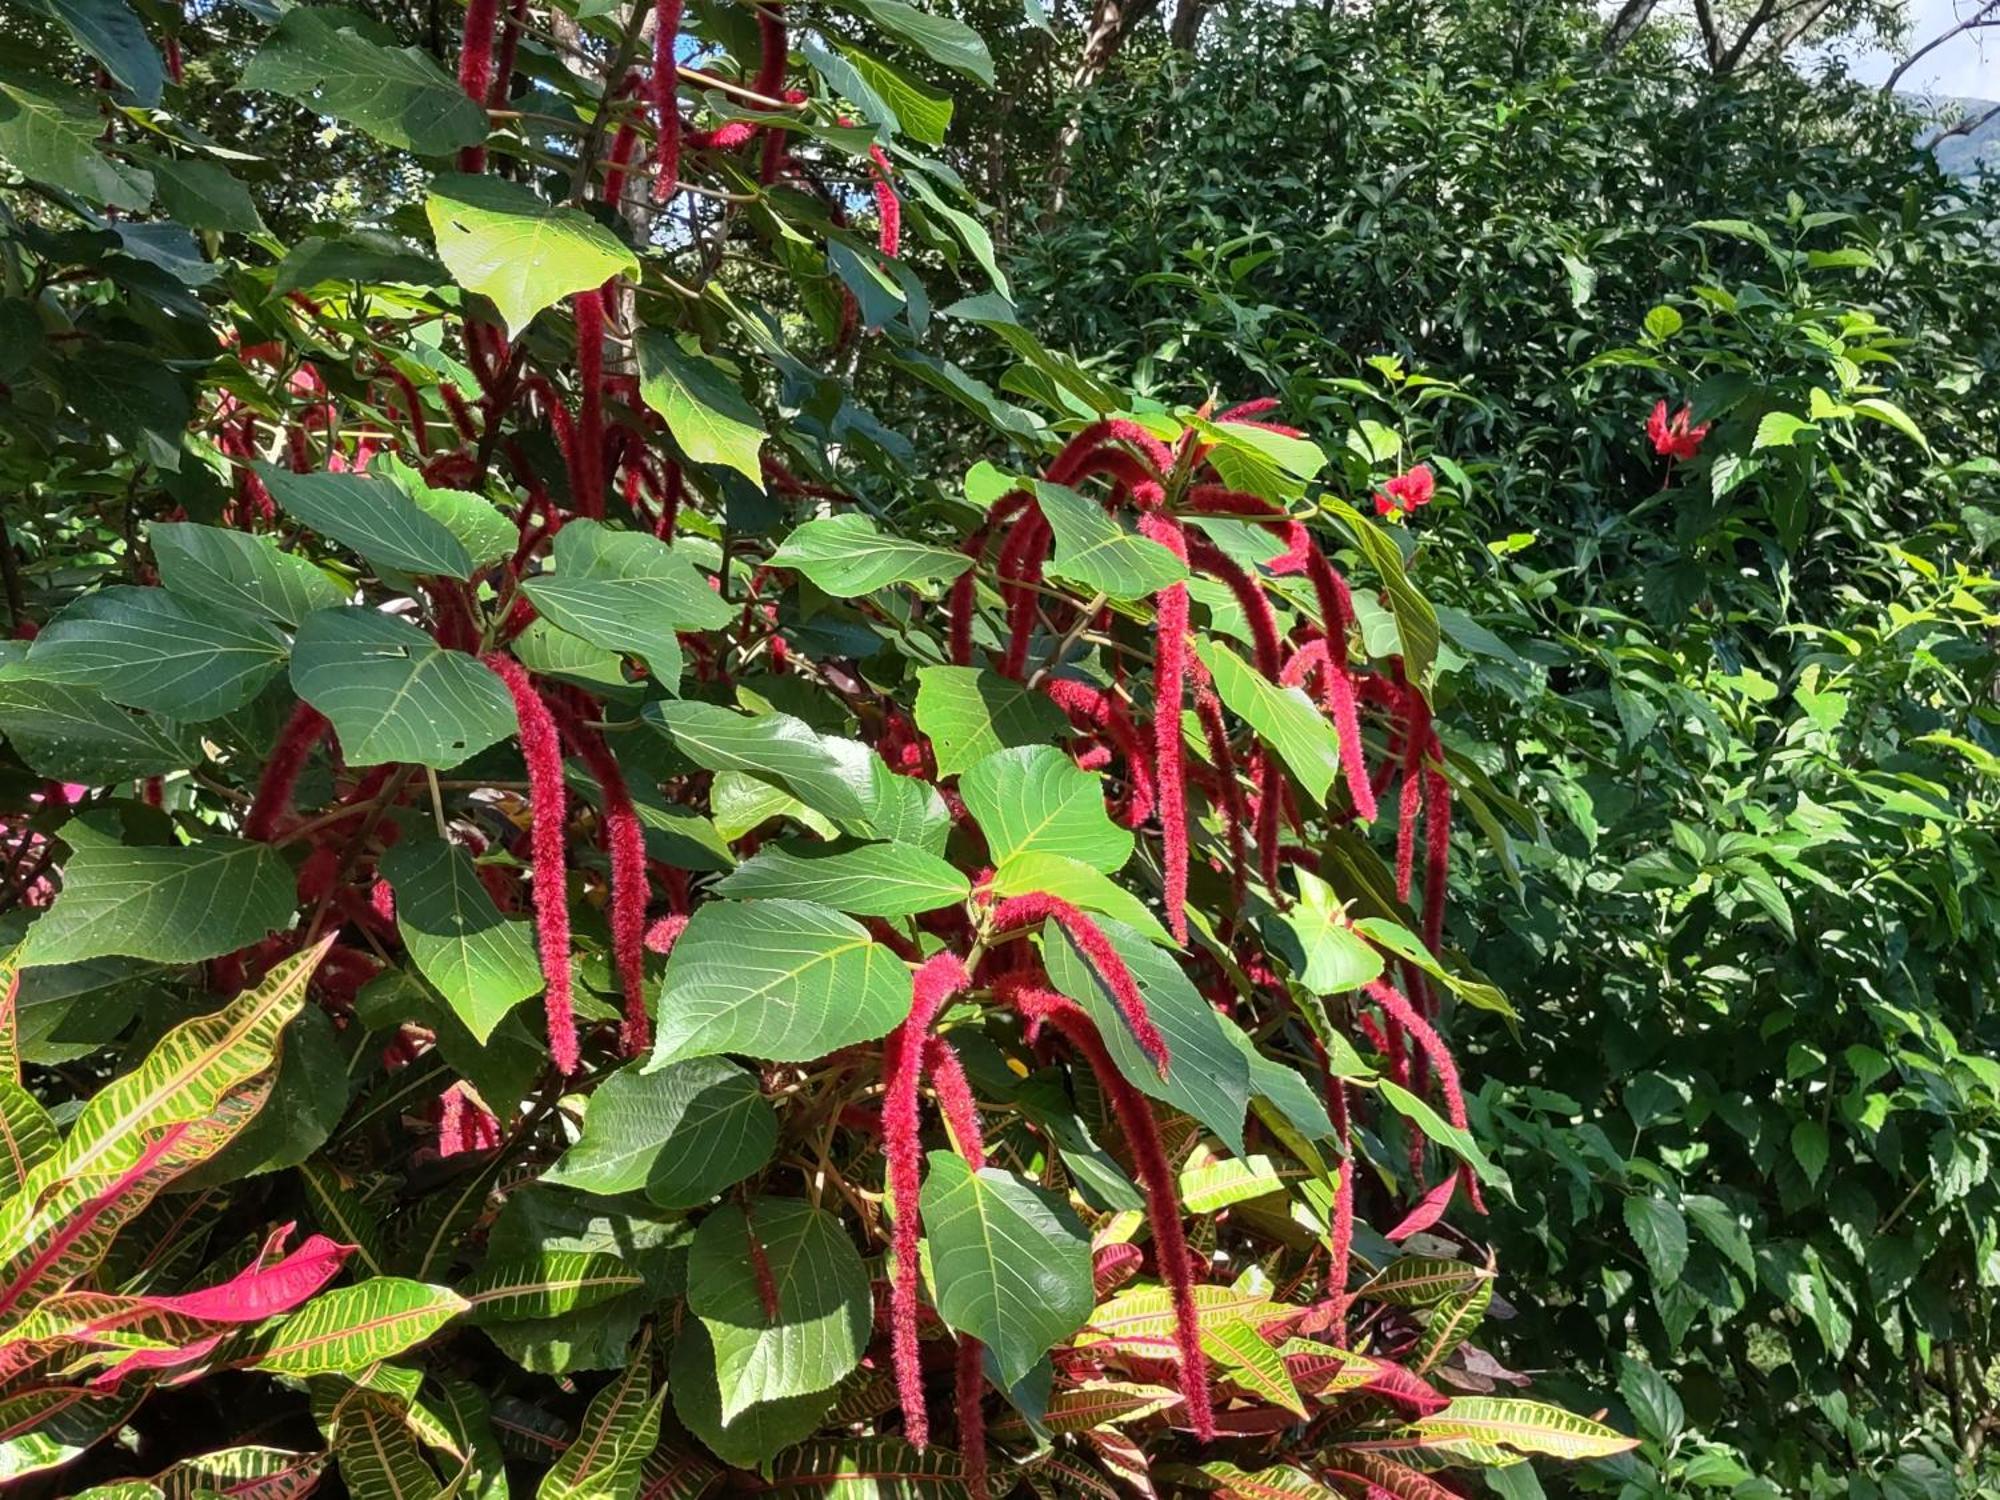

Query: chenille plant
left=0, top=0, right=1634, bottom=1495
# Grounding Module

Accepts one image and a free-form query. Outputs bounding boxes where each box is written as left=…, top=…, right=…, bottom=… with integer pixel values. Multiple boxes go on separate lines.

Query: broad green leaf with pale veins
left=380, top=837, right=543, bottom=1042
left=637, top=332, right=768, bottom=488
left=545, top=1056, right=776, bottom=1209
left=771, top=514, right=971, bottom=597
left=521, top=519, right=729, bottom=681
left=28, top=586, right=287, bottom=722
left=960, top=746, right=1132, bottom=874
left=647, top=901, right=911, bottom=1067
left=689, top=1199, right=870, bottom=1421
left=920, top=1152, right=1093, bottom=1386
left=1195, top=638, right=1343, bottom=805
left=713, top=842, right=970, bottom=918
left=427, top=174, right=638, bottom=338
left=150, top=522, right=348, bottom=626
left=23, top=836, right=293, bottom=966
left=0, top=679, right=199, bottom=782
left=1034, top=482, right=1187, bottom=600
left=0, top=68, right=152, bottom=209
left=914, top=667, right=1067, bottom=778
left=828, top=0, right=994, bottom=84
left=261, top=465, right=473, bottom=580
left=291, top=608, right=516, bottom=768
left=243, top=6, right=487, bottom=157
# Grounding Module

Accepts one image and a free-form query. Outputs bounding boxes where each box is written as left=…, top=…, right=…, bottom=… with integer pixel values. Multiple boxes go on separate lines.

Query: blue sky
left=1845, top=0, right=1998, bottom=97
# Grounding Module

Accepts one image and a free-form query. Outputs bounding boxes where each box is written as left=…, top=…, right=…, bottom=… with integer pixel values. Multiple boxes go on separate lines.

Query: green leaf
left=520, top=519, right=730, bottom=680
left=53, top=345, right=190, bottom=470
left=1042, top=916, right=1251, bottom=1156
left=242, top=6, right=488, bottom=156
left=1279, top=870, right=1384, bottom=991
left=1851, top=396, right=1930, bottom=451
left=147, top=155, right=264, bottom=234
left=1790, top=1119, right=1830, bottom=1185
left=1195, top=638, right=1343, bottom=806
left=1179, top=1151, right=1290, bottom=1214
left=920, top=1152, right=1093, bottom=1387
left=379, top=456, right=516, bottom=570
left=1033, top=482, right=1187, bottom=601
left=260, top=465, right=474, bottom=579
left=0, top=678, right=198, bottom=782
left=914, top=667, right=1068, bottom=778
left=690, top=1199, right=870, bottom=1421
left=636, top=332, right=768, bottom=487
left=380, top=837, right=543, bottom=1043
left=425, top=172, right=636, bottom=338
left=248, top=1277, right=467, bottom=1375
left=464, top=1252, right=646, bottom=1323
left=1753, top=412, right=1812, bottom=450
left=825, top=0, right=994, bottom=84
left=646, top=900, right=912, bottom=1067
left=1621, top=1194, right=1689, bottom=1285
left=26, top=586, right=287, bottom=722
left=1319, top=497, right=1439, bottom=683
left=959, top=746, right=1132, bottom=874
left=329, top=1392, right=444, bottom=1500
left=1205, top=1317, right=1304, bottom=1415
left=714, top=842, right=969, bottom=918
left=545, top=1056, right=776, bottom=1209
left=771, top=514, right=972, bottom=597
left=670, top=1319, right=837, bottom=1470
left=1377, top=1079, right=1509, bottom=1193
left=0, top=67, right=152, bottom=208
left=290, top=608, right=516, bottom=769
left=537, top=1332, right=664, bottom=1500
left=13, top=0, right=161, bottom=104
left=178, top=1004, right=346, bottom=1186
left=1405, top=1398, right=1637, bottom=1461
left=23, top=836, right=292, bottom=966
left=1641, top=304, right=1682, bottom=341
left=150, top=522, right=347, bottom=626
left=837, top=47, right=952, bottom=144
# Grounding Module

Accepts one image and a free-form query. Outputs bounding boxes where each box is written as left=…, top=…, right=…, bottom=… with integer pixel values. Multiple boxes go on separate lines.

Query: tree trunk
left=1594, top=0, right=1658, bottom=62
left=1041, top=0, right=1163, bottom=224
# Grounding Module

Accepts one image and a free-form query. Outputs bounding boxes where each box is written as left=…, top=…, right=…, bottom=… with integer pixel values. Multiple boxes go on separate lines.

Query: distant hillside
left=1926, top=97, right=1999, bottom=178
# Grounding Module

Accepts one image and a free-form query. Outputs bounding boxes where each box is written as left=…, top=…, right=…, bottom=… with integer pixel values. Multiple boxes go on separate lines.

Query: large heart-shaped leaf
left=0, top=68, right=153, bottom=209
left=425, top=173, right=638, bottom=338
left=689, top=1199, right=869, bottom=1421
left=920, top=1152, right=1093, bottom=1387
left=242, top=6, right=487, bottom=156
left=771, top=514, right=971, bottom=597
left=27, top=586, right=287, bottom=722
left=646, top=901, right=911, bottom=1068
left=380, top=837, right=542, bottom=1043
left=22, top=834, right=293, bottom=966
left=545, top=1056, right=776, bottom=1209
left=826, top=0, right=994, bottom=84
left=959, top=746, right=1131, bottom=874
left=290, top=608, right=515, bottom=768
left=1034, top=482, right=1187, bottom=600
left=670, top=1319, right=837, bottom=1470
left=713, top=842, right=969, bottom=918
left=636, top=332, right=768, bottom=488
left=914, top=667, right=1068, bottom=778
left=520, top=519, right=730, bottom=682
left=150, top=522, right=348, bottom=626
left=0, top=678, right=198, bottom=782
left=261, top=466, right=473, bottom=580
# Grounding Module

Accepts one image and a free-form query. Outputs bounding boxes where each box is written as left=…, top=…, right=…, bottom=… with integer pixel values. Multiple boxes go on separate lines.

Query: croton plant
left=0, top=0, right=1635, bottom=1495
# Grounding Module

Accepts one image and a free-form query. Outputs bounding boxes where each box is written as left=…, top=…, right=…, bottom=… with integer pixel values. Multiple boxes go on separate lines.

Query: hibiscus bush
left=0, top=0, right=1640, bottom=1496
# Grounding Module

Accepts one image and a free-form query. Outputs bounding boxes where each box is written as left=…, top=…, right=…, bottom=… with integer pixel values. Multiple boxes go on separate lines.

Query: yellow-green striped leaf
left=247, top=1278, right=467, bottom=1376
left=461, top=1252, right=643, bottom=1324
left=537, top=1331, right=662, bottom=1500
left=1401, top=1398, right=1638, bottom=1461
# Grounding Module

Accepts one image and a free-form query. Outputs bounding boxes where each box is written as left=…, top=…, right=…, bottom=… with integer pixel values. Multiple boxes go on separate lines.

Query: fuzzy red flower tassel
left=651, top=0, right=685, bottom=203
left=483, top=653, right=578, bottom=1075
left=987, top=893, right=1169, bottom=1075
left=243, top=702, right=330, bottom=843
left=1141, top=512, right=1191, bottom=943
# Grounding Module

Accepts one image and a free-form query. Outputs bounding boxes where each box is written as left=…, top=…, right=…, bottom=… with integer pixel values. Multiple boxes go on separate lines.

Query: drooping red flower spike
left=955, top=1333, right=990, bottom=1500
left=572, top=290, right=607, bottom=519
left=1040, top=678, right=1157, bottom=828
left=1192, top=677, right=1251, bottom=907
left=1421, top=764, right=1451, bottom=960
left=574, top=725, right=652, bottom=1057
left=884, top=951, right=973, bottom=1449
left=1364, top=976, right=1484, bottom=1213
left=651, top=0, right=685, bottom=203
left=1373, top=463, right=1436, bottom=517
left=242, top=702, right=330, bottom=843
left=867, top=144, right=901, bottom=257
left=1140, top=512, right=1192, bottom=942
left=986, top=893, right=1169, bottom=1076
left=1000, top=979, right=1214, bottom=1441
left=922, top=1035, right=985, bottom=1171
left=437, top=1080, right=503, bottom=1157
left=483, top=652, right=578, bottom=1075
left=456, top=0, right=500, bottom=174
left=1646, top=400, right=1710, bottom=462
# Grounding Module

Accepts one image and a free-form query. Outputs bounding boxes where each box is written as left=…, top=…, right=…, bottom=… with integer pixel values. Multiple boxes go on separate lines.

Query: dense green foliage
left=1013, top=3, right=2000, bottom=1492
left=0, top=1, right=1655, bottom=1498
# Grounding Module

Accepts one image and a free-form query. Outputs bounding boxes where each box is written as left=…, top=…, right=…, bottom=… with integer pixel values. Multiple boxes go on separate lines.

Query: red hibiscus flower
left=1646, top=400, right=1709, bottom=462
left=1374, top=463, right=1437, bottom=516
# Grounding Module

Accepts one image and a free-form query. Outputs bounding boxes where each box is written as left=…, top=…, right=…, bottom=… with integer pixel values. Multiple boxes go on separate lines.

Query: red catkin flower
left=1141, top=513, right=1191, bottom=943
left=884, top=952, right=973, bottom=1449
left=987, top=894, right=1169, bottom=1077
left=243, top=702, right=330, bottom=843
left=1039, top=678, right=1156, bottom=829
left=572, top=290, right=607, bottom=519
left=1192, top=679, right=1250, bottom=907
left=644, top=912, right=688, bottom=956
left=921, top=1035, right=984, bottom=1171
left=743, top=1202, right=782, bottom=1321
left=456, top=0, right=500, bottom=174
left=1421, top=765, right=1451, bottom=958
left=482, top=653, right=578, bottom=1075
left=1363, top=975, right=1482, bottom=1210
left=1002, top=981, right=1214, bottom=1440
left=866, top=144, right=901, bottom=257
left=1322, top=1072, right=1355, bottom=1344
left=489, top=0, right=527, bottom=108
left=955, top=1335, right=989, bottom=1500
left=1186, top=536, right=1283, bottom=679
left=651, top=0, right=685, bottom=202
